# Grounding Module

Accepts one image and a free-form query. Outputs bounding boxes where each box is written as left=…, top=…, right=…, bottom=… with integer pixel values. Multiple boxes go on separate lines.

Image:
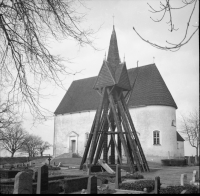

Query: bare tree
left=0, top=123, right=27, bottom=157
left=0, top=100, right=19, bottom=130
left=181, top=110, right=199, bottom=157
left=0, top=0, right=96, bottom=122
left=38, top=141, right=52, bottom=156
left=21, top=134, right=43, bottom=157
left=133, top=0, right=199, bottom=51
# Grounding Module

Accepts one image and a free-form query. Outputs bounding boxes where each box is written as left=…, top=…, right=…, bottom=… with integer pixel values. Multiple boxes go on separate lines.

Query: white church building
left=53, top=26, right=184, bottom=162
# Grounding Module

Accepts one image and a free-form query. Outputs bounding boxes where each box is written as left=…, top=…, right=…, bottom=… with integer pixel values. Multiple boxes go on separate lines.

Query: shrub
left=119, top=180, right=155, bottom=192
left=122, top=172, right=144, bottom=179
left=61, top=176, right=88, bottom=193
left=49, top=167, right=60, bottom=170
left=160, top=184, right=199, bottom=194
left=161, top=159, right=187, bottom=166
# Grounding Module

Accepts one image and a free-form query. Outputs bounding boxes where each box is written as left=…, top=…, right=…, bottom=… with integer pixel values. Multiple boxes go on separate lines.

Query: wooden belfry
left=80, top=26, right=149, bottom=173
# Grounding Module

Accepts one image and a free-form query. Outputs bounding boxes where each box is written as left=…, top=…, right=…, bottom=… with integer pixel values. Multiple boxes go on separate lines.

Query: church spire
left=107, top=25, right=120, bottom=71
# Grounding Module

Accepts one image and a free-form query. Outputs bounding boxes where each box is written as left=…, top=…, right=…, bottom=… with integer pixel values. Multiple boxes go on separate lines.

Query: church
left=53, top=26, right=184, bottom=163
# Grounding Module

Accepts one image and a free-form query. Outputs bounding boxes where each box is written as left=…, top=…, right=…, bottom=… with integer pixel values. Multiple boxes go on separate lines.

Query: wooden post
left=88, top=88, right=106, bottom=163
left=121, top=95, right=150, bottom=172
left=107, top=88, right=134, bottom=173
left=115, top=164, right=121, bottom=189
left=118, top=135, right=121, bottom=164
left=118, top=100, right=143, bottom=172
left=93, top=118, right=109, bottom=164
left=80, top=112, right=98, bottom=169
left=36, top=165, right=48, bottom=194
left=154, top=176, right=160, bottom=194
left=103, top=131, right=108, bottom=163
left=87, top=176, right=97, bottom=194
left=107, top=117, right=122, bottom=164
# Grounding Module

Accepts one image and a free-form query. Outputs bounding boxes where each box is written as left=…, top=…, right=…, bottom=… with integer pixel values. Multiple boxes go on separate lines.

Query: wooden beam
left=93, top=99, right=109, bottom=164
left=93, top=119, right=107, bottom=164
left=118, top=100, right=143, bottom=172
left=80, top=111, right=97, bottom=169
left=107, top=88, right=134, bottom=173
left=88, top=88, right=106, bottom=163
left=97, top=131, right=128, bottom=134
left=120, top=95, right=150, bottom=172
left=107, top=117, right=122, bottom=164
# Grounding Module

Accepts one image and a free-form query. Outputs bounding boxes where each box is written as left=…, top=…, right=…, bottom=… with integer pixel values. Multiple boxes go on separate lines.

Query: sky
left=18, top=0, right=199, bottom=157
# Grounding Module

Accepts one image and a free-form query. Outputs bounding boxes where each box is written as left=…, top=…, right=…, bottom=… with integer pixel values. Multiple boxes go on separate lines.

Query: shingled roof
left=54, top=63, right=177, bottom=115
left=55, top=26, right=177, bottom=115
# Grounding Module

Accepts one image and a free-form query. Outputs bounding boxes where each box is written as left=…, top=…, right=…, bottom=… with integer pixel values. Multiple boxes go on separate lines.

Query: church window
left=153, top=131, right=160, bottom=145
left=85, top=132, right=89, bottom=147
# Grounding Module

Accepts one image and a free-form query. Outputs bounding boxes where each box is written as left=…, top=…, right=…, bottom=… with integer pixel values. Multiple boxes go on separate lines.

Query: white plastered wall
left=53, top=111, right=95, bottom=157
left=177, top=141, right=185, bottom=157
left=129, top=105, right=179, bottom=161
left=54, top=105, right=184, bottom=162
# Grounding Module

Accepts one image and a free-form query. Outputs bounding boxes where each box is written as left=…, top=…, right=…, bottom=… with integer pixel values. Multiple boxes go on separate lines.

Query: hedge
left=161, top=159, right=187, bottom=166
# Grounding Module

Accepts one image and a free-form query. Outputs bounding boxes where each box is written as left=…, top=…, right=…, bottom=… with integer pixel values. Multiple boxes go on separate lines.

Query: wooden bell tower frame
left=79, top=60, right=149, bottom=173
left=80, top=26, right=149, bottom=172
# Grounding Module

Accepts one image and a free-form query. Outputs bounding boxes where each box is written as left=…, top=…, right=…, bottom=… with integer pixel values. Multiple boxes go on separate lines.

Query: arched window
left=85, top=132, right=89, bottom=147
left=153, top=131, right=160, bottom=145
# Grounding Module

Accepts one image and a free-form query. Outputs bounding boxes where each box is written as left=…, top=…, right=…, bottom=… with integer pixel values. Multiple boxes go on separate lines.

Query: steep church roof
left=107, top=26, right=120, bottom=71
left=54, top=64, right=177, bottom=115
left=54, top=26, right=177, bottom=115
left=93, top=26, right=131, bottom=91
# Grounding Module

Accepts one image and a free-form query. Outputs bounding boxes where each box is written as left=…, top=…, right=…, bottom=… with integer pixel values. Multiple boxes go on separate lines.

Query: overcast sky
left=22, top=0, right=199, bottom=156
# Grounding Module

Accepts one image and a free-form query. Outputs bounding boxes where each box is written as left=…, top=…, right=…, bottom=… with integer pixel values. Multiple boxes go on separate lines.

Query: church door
left=71, top=140, right=76, bottom=153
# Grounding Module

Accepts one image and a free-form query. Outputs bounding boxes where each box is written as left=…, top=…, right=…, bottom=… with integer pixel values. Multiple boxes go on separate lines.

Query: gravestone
left=154, top=176, right=161, bottom=194
left=97, top=178, right=102, bottom=186
left=13, top=171, right=32, bottom=194
left=180, top=174, right=187, bottom=186
left=87, top=176, right=97, bottom=194
left=36, top=165, right=48, bottom=194
left=192, top=170, right=199, bottom=183
left=115, top=164, right=121, bottom=189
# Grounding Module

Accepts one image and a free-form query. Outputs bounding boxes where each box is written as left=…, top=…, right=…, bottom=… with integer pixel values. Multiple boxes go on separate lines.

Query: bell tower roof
left=107, top=26, right=120, bottom=71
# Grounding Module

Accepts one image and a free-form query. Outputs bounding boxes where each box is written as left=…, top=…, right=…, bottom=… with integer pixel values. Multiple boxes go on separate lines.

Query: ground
left=57, top=165, right=199, bottom=187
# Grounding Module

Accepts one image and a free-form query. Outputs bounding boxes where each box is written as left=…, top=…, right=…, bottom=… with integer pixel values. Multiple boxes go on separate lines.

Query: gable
left=54, top=64, right=177, bottom=115
left=94, top=61, right=116, bottom=89
left=116, top=63, right=131, bottom=91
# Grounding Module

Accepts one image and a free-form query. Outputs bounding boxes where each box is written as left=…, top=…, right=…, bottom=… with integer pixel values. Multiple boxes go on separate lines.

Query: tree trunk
left=11, top=152, right=15, bottom=158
